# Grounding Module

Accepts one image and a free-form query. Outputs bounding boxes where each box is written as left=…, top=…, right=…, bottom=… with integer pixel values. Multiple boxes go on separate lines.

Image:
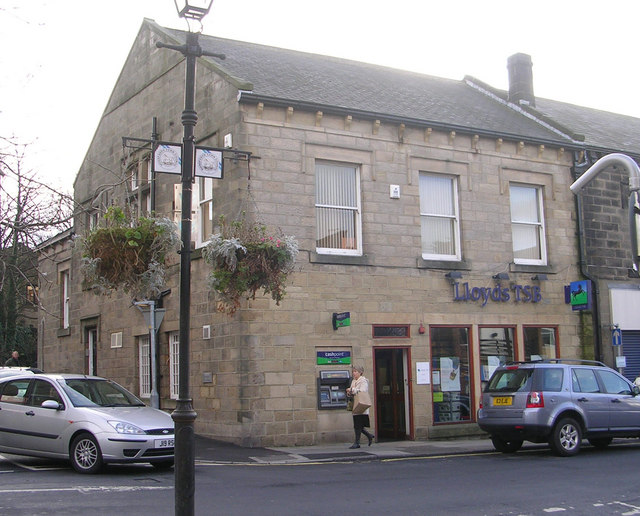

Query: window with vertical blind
left=419, top=173, right=461, bottom=260
left=138, top=335, right=150, bottom=398
left=509, top=184, right=547, bottom=265
left=169, top=332, right=179, bottom=400
left=315, top=161, right=361, bottom=255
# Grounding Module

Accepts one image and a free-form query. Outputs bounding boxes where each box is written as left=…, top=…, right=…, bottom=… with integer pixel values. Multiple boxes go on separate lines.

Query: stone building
left=37, top=19, right=639, bottom=446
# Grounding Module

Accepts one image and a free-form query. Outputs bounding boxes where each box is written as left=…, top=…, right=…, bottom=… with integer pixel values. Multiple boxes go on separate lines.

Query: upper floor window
left=130, top=158, right=151, bottom=191
left=60, top=270, right=70, bottom=329
left=26, top=285, right=38, bottom=305
left=419, top=173, right=461, bottom=261
left=198, top=177, right=214, bottom=244
left=315, top=161, right=362, bottom=255
left=509, top=184, right=547, bottom=265
left=173, top=177, right=214, bottom=249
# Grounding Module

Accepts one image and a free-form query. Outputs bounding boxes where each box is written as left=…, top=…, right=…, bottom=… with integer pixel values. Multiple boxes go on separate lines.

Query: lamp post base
left=173, top=399, right=197, bottom=516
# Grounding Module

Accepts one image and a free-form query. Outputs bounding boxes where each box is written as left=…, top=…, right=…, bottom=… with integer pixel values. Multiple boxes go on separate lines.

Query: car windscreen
left=484, top=368, right=533, bottom=393
left=58, top=379, right=145, bottom=407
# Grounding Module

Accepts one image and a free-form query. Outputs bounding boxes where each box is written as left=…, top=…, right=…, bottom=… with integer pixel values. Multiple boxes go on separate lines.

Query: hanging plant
left=81, top=206, right=180, bottom=299
left=202, top=215, right=299, bottom=314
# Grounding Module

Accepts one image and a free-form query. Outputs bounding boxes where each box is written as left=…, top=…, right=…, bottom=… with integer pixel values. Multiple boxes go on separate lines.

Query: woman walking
left=346, top=365, right=374, bottom=449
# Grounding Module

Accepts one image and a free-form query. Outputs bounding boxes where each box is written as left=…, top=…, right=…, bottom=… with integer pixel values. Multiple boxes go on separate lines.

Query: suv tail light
left=526, top=391, right=544, bottom=408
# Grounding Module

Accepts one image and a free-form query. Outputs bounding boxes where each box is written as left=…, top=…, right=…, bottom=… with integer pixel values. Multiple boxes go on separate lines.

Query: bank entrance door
left=374, top=347, right=411, bottom=440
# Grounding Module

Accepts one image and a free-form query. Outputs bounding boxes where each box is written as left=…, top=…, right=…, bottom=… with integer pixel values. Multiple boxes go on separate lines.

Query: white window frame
left=419, top=172, right=461, bottom=261
left=169, top=332, right=180, bottom=400
left=509, top=184, right=547, bottom=265
left=315, top=161, right=362, bottom=255
left=197, top=177, right=214, bottom=246
left=88, top=211, right=99, bottom=230
left=174, top=182, right=211, bottom=249
left=138, top=334, right=151, bottom=399
left=61, top=270, right=70, bottom=329
left=130, top=162, right=140, bottom=191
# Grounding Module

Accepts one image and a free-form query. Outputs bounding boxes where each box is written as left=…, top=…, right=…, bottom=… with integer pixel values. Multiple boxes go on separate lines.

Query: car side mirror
left=632, top=385, right=640, bottom=396
left=41, top=400, right=62, bottom=410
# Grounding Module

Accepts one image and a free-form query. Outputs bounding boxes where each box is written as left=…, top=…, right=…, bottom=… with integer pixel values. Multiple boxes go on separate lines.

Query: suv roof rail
left=542, top=358, right=608, bottom=367
left=504, top=359, right=609, bottom=367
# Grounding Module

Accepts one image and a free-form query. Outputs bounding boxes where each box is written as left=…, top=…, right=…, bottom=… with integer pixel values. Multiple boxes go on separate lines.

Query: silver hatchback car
left=0, top=373, right=174, bottom=473
left=477, top=359, right=640, bottom=456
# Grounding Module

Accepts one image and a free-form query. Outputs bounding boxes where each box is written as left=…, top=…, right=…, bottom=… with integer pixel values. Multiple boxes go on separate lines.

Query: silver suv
left=477, top=359, right=640, bottom=456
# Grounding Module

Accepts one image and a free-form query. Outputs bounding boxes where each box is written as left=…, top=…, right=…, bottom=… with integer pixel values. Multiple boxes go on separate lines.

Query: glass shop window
left=524, top=326, right=558, bottom=361
left=431, top=326, right=471, bottom=423
left=479, top=326, right=515, bottom=384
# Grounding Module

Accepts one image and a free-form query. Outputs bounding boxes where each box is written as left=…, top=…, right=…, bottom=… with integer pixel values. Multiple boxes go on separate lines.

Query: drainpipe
left=572, top=174, right=602, bottom=361
left=570, top=152, right=640, bottom=363
left=134, top=300, right=165, bottom=409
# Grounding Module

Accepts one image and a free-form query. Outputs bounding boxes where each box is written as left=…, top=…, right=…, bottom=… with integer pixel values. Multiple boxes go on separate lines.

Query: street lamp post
left=156, top=2, right=222, bottom=514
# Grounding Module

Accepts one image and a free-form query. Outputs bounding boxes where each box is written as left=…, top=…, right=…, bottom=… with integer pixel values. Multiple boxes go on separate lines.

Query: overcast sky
left=1, top=0, right=639, bottom=192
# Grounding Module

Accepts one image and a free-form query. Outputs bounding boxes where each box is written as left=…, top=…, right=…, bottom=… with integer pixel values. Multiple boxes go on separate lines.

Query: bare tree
left=0, top=137, right=74, bottom=365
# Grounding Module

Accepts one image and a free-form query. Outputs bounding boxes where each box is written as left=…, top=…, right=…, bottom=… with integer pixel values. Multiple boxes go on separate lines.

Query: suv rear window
left=536, top=368, right=564, bottom=392
left=485, top=369, right=533, bottom=393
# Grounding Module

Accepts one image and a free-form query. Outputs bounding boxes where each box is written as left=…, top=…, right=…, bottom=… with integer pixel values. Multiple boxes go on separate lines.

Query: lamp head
left=174, top=0, right=214, bottom=21
left=444, top=271, right=463, bottom=284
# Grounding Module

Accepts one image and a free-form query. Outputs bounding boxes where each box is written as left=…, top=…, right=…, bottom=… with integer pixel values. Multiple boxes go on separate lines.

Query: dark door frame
left=372, top=346, right=414, bottom=441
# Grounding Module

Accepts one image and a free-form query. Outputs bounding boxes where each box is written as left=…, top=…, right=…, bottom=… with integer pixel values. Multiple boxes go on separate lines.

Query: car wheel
left=70, top=433, right=103, bottom=474
left=588, top=437, right=613, bottom=449
left=549, top=417, right=581, bottom=456
left=151, top=460, right=174, bottom=470
left=490, top=435, right=523, bottom=453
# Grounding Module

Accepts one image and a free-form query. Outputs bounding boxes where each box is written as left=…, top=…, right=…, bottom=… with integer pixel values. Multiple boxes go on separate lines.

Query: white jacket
left=350, top=375, right=370, bottom=415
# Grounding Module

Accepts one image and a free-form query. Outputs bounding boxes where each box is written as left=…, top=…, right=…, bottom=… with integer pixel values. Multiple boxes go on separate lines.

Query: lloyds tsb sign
left=452, top=282, right=542, bottom=307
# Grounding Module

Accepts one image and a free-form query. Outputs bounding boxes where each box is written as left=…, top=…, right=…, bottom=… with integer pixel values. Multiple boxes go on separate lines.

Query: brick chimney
left=507, top=53, right=535, bottom=107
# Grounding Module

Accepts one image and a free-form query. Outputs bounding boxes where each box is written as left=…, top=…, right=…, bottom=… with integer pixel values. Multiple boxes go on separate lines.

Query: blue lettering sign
left=452, top=282, right=541, bottom=306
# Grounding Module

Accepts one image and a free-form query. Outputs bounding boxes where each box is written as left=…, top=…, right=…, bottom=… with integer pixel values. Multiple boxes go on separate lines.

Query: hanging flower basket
left=202, top=215, right=299, bottom=314
left=81, top=206, right=180, bottom=299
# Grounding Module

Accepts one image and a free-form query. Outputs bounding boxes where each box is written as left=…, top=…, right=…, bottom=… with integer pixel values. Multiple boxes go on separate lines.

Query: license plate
left=492, top=396, right=512, bottom=406
left=155, top=438, right=174, bottom=449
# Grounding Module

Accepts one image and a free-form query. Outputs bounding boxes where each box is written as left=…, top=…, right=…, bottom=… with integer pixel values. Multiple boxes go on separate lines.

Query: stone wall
left=38, top=21, right=585, bottom=447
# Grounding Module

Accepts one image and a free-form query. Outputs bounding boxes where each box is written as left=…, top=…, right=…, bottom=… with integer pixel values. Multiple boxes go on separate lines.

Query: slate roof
left=158, top=23, right=639, bottom=156
left=533, top=98, right=640, bottom=156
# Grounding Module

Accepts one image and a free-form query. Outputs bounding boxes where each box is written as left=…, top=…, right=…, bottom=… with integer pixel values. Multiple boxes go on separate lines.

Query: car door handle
left=577, top=397, right=589, bottom=402
left=25, top=411, right=35, bottom=416
left=611, top=399, right=621, bottom=403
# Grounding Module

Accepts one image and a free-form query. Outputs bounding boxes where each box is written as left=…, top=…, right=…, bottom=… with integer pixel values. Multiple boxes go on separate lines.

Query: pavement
left=194, top=435, right=499, bottom=465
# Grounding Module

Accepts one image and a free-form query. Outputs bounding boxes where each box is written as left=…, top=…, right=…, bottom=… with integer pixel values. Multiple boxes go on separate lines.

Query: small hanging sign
left=195, top=147, right=224, bottom=179
left=567, top=280, right=592, bottom=311
left=153, top=143, right=182, bottom=174
left=153, top=142, right=224, bottom=178
left=332, top=312, right=351, bottom=330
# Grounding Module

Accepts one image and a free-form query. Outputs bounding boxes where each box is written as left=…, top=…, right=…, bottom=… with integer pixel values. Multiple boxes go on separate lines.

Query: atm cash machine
left=317, top=370, right=351, bottom=409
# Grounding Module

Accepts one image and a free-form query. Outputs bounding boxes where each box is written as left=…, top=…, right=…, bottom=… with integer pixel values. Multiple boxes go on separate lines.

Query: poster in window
left=440, top=357, right=460, bottom=392
left=482, top=356, right=501, bottom=381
